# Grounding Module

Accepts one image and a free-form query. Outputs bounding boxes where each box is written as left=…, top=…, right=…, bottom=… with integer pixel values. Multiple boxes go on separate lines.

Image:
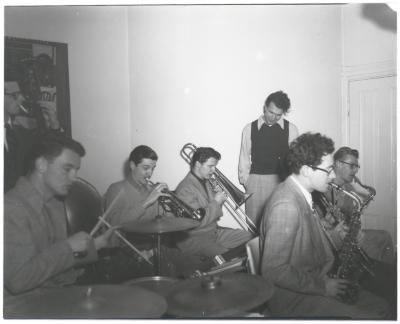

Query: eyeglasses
left=338, top=160, right=360, bottom=170
left=307, top=165, right=335, bottom=176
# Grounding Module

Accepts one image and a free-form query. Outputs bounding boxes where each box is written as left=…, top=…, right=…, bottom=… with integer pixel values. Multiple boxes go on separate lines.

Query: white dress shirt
left=238, top=115, right=299, bottom=185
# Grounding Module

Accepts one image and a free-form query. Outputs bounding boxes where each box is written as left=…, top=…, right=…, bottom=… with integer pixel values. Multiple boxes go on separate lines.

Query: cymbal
left=4, top=284, right=167, bottom=319
left=166, top=273, right=274, bottom=317
left=121, top=217, right=199, bottom=234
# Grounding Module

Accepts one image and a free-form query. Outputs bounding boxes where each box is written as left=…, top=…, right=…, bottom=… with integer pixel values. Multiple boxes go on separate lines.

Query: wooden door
left=348, top=75, right=396, bottom=243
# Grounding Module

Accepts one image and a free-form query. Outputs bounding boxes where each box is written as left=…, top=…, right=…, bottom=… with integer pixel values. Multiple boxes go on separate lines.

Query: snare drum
left=124, top=276, right=180, bottom=297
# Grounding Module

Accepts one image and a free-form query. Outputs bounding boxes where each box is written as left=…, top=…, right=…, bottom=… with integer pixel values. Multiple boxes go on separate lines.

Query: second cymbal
left=166, top=273, right=274, bottom=317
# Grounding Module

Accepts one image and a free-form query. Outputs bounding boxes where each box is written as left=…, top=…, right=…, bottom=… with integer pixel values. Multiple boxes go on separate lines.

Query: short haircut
left=334, top=146, right=359, bottom=161
left=129, top=145, right=158, bottom=165
left=287, top=132, right=335, bottom=175
left=26, top=133, right=85, bottom=174
left=264, top=90, right=291, bottom=113
left=190, top=147, right=221, bottom=168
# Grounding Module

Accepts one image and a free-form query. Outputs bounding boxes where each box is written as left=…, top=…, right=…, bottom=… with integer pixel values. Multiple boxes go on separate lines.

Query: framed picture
left=5, top=36, right=71, bottom=136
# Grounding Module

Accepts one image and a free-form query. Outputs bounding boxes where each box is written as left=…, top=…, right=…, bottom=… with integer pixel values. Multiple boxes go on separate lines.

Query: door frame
left=341, top=60, right=396, bottom=145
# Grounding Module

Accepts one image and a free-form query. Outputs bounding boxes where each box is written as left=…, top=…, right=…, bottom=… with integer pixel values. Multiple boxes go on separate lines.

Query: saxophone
left=325, top=182, right=376, bottom=304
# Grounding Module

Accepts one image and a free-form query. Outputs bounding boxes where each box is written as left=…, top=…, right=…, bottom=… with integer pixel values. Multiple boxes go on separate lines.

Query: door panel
left=348, top=76, right=396, bottom=244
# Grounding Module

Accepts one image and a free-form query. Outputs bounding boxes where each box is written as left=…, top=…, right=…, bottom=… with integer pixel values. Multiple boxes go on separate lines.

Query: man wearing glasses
left=238, top=90, right=298, bottom=228
left=316, top=146, right=394, bottom=264
left=4, top=80, right=62, bottom=192
left=259, top=133, right=390, bottom=319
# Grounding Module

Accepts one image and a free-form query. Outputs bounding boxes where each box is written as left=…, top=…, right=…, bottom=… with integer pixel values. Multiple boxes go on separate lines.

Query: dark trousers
left=360, top=259, right=397, bottom=319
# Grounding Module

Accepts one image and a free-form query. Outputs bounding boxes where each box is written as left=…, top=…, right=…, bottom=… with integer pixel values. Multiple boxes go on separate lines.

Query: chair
left=64, top=177, right=103, bottom=235
left=246, top=236, right=260, bottom=275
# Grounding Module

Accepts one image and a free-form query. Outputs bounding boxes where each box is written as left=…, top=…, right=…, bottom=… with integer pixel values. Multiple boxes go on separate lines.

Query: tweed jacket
left=175, top=172, right=223, bottom=234
left=260, top=176, right=335, bottom=313
left=4, top=177, right=97, bottom=295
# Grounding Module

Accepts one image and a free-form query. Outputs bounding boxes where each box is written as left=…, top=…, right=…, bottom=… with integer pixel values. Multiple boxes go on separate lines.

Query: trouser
left=269, top=287, right=391, bottom=319
left=359, top=259, right=397, bottom=318
left=245, top=174, right=280, bottom=228
left=361, top=229, right=395, bottom=264
left=176, top=227, right=253, bottom=258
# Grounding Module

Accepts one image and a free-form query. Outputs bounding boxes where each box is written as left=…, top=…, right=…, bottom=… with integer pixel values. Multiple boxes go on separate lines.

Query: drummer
left=4, top=133, right=117, bottom=296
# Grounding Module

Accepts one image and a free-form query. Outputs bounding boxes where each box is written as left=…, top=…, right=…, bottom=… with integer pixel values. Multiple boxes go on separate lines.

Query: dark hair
left=26, top=133, right=85, bottom=174
left=287, top=132, right=335, bottom=175
left=190, top=147, right=221, bottom=168
left=129, top=145, right=158, bottom=165
left=264, top=90, right=291, bottom=113
left=334, top=146, right=359, bottom=161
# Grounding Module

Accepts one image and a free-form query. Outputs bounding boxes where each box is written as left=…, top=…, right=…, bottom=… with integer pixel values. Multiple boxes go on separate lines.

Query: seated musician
left=4, top=133, right=116, bottom=296
left=104, top=145, right=170, bottom=226
left=103, top=145, right=210, bottom=278
left=259, top=132, right=391, bottom=319
left=313, top=146, right=394, bottom=264
left=312, top=146, right=396, bottom=312
left=174, top=147, right=252, bottom=259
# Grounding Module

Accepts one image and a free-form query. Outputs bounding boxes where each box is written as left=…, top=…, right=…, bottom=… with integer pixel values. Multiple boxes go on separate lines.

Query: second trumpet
left=147, top=180, right=205, bottom=221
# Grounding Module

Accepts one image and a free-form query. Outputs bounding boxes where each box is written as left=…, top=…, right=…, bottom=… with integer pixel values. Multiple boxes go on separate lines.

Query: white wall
left=128, top=5, right=343, bottom=190
left=342, top=3, right=396, bottom=67
left=341, top=3, right=397, bottom=243
left=5, top=6, right=131, bottom=194
left=5, top=5, right=343, bottom=200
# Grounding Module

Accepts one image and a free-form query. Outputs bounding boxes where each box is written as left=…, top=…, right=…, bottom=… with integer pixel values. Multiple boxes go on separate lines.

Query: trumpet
left=147, top=180, right=205, bottom=221
left=180, top=143, right=257, bottom=235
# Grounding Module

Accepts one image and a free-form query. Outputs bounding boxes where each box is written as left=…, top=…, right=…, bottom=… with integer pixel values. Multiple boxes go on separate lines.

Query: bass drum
left=124, top=276, right=180, bottom=297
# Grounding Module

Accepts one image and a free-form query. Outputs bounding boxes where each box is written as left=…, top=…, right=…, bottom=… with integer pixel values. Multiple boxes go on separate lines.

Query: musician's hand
left=214, top=191, right=227, bottom=205
left=325, top=212, right=338, bottom=227
left=143, top=182, right=169, bottom=208
left=94, top=226, right=120, bottom=250
left=324, top=277, right=351, bottom=298
left=37, top=100, right=60, bottom=130
left=335, top=221, right=349, bottom=240
left=67, top=231, right=92, bottom=255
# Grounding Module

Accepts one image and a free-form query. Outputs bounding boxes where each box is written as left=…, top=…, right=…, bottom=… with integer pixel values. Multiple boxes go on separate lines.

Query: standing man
left=259, top=133, right=391, bottom=319
left=4, top=134, right=116, bottom=296
left=239, top=90, right=299, bottom=227
left=175, top=147, right=252, bottom=258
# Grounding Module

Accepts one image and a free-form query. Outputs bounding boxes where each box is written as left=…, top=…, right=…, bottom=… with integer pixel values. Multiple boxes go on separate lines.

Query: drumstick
left=98, top=216, right=153, bottom=265
left=90, top=188, right=125, bottom=236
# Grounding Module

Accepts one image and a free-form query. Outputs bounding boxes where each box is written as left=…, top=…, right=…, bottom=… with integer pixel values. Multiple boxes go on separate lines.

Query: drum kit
left=4, top=217, right=275, bottom=319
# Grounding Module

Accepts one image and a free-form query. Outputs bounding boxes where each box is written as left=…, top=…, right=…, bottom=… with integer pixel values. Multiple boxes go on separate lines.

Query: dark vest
left=250, top=119, right=289, bottom=175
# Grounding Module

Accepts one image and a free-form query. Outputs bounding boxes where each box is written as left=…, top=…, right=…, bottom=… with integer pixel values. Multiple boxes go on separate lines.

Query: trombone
left=180, top=143, right=257, bottom=235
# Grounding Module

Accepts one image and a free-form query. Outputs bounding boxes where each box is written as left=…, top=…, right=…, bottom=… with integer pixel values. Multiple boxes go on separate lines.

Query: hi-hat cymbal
left=121, top=217, right=199, bottom=234
left=4, top=285, right=167, bottom=319
left=166, top=273, right=274, bottom=317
